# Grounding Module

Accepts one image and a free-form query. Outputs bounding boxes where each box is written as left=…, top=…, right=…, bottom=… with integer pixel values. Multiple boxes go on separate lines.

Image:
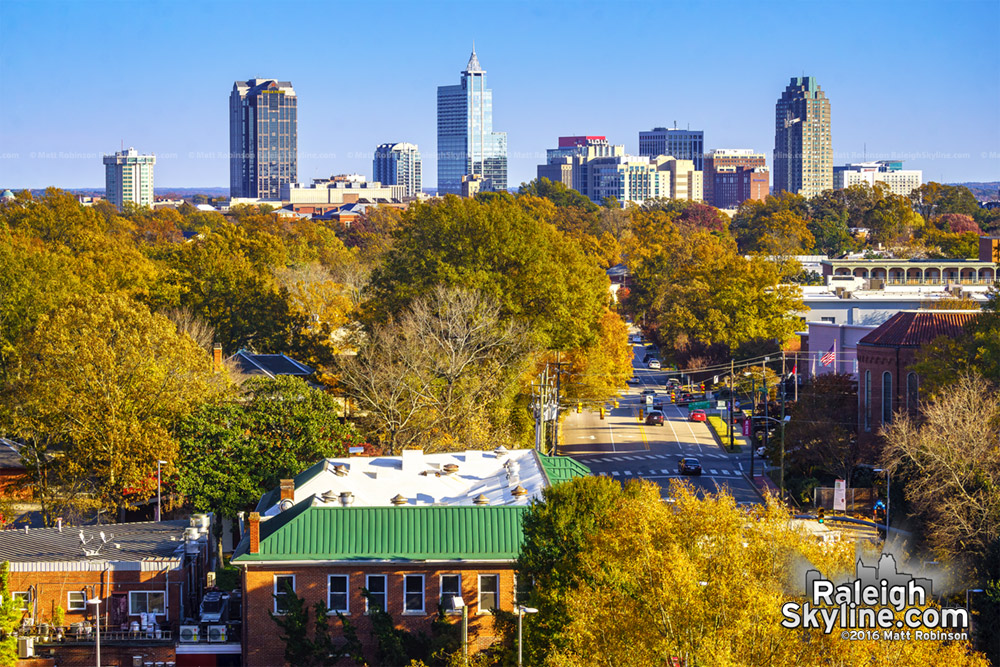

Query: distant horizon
left=2, top=1, right=997, bottom=189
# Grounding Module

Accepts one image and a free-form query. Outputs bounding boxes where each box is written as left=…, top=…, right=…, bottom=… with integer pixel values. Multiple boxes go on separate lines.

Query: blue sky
left=1, top=0, right=998, bottom=189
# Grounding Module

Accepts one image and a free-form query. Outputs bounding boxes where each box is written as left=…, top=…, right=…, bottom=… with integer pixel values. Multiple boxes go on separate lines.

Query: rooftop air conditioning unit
left=178, top=625, right=200, bottom=643
left=207, top=624, right=227, bottom=643
left=17, top=637, right=34, bottom=659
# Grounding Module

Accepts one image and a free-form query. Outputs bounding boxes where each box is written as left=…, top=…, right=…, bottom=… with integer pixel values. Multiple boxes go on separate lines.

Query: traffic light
left=699, top=383, right=705, bottom=392
left=599, top=407, right=605, bottom=420
left=613, top=398, right=619, bottom=408
left=670, top=392, right=676, bottom=403
left=577, top=402, right=581, bottom=413
left=817, top=507, right=825, bottom=524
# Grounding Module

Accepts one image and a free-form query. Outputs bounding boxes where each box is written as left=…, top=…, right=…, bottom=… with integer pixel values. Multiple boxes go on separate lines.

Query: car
left=677, top=457, right=702, bottom=475
left=630, top=335, right=642, bottom=344
left=689, top=409, right=707, bottom=422
left=652, top=400, right=664, bottom=411
left=755, top=446, right=767, bottom=458
left=648, top=359, right=661, bottom=369
left=666, top=378, right=681, bottom=389
left=627, top=377, right=640, bottom=385
left=640, top=389, right=657, bottom=397
left=645, top=410, right=664, bottom=426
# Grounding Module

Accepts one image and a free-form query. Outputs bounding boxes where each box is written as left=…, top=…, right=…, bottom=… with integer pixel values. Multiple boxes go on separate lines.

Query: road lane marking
left=611, top=471, right=620, bottom=476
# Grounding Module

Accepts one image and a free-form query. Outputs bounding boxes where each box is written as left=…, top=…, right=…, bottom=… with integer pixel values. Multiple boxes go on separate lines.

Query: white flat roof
left=261, top=448, right=545, bottom=517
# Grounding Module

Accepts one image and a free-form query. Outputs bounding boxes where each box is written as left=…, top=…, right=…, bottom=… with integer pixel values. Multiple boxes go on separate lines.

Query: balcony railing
left=34, top=629, right=174, bottom=644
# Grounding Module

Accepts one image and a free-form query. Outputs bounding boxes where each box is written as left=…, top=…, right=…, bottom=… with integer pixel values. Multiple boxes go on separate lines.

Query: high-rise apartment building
left=437, top=48, right=507, bottom=195
left=833, top=161, right=922, bottom=197
left=639, top=127, right=705, bottom=171
left=703, top=149, right=769, bottom=208
left=230, top=79, right=297, bottom=200
left=774, top=76, right=832, bottom=198
left=373, top=142, right=422, bottom=198
left=103, top=147, right=155, bottom=209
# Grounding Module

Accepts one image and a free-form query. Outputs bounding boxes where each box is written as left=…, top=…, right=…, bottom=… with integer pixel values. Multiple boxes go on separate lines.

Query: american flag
left=821, top=343, right=836, bottom=367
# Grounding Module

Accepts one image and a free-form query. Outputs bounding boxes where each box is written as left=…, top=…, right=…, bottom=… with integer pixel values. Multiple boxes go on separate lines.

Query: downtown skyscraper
left=230, top=79, right=297, bottom=200
left=103, top=147, right=155, bottom=210
left=773, top=76, right=832, bottom=198
left=437, top=47, right=507, bottom=195
left=373, top=142, right=422, bottom=198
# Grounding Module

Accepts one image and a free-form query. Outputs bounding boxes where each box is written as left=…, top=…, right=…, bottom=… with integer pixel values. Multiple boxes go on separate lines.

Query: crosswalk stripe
left=611, top=471, right=620, bottom=476
left=624, top=470, right=632, bottom=476
left=710, top=469, right=718, bottom=474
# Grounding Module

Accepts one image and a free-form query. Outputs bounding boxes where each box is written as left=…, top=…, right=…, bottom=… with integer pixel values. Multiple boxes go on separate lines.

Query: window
left=67, top=591, right=86, bottom=611
left=882, top=372, right=893, bottom=425
left=478, top=574, right=499, bottom=614
left=128, top=591, right=165, bottom=616
left=12, top=592, right=30, bottom=611
left=440, top=574, right=461, bottom=612
left=328, top=575, right=349, bottom=614
left=365, top=575, right=387, bottom=613
left=864, top=371, right=871, bottom=432
left=403, top=575, right=424, bottom=614
left=273, top=575, right=295, bottom=615
left=907, top=373, right=919, bottom=413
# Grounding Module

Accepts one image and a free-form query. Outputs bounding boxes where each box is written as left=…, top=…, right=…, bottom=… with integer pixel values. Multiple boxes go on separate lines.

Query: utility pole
left=794, top=351, right=798, bottom=402
left=780, top=354, right=787, bottom=502
left=729, top=359, right=734, bottom=450
left=749, top=373, right=756, bottom=479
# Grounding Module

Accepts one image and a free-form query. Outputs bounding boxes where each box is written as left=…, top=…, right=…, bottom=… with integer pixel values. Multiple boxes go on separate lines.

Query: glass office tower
left=774, top=76, right=832, bottom=198
left=230, top=79, right=297, bottom=200
left=373, top=142, right=422, bottom=198
left=437, top=48, right=507, bottom=195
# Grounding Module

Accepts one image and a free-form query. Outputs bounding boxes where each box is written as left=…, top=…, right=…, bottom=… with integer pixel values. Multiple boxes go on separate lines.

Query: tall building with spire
left=437, top=46, right=507, bottom=195
left=230, top=78, right=297, bottom=200
left=773, top=76, right=832, bottom=198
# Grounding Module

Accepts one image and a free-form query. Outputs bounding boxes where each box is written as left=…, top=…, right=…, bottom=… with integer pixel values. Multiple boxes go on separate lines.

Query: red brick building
left=856, top=310, right=980, bottom=443
left=703, top=149, right=768, bottom=208
left=232, top=449, right=590, bottom=666
left=0, top=518, right=241, bottom=666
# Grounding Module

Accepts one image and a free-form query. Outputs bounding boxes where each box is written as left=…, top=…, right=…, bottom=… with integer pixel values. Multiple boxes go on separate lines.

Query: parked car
left=689, top=409, right=707, bottom=422
left=677, top=457, right=702, bottom=476
left=645, top=410, right=665, bottom=426
left=648, top=359, right=661, bottom=369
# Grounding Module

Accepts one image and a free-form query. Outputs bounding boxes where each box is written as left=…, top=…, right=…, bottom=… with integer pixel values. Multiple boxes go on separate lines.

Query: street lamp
left=450, top=596, right=468, bottom=666
left=156, top=460, right=167, bottom=521
left=516, top=605, right=538, bottom=667
left=87, top=597, right=101, bottom=667
left=873, top=468, right=890, bottom=536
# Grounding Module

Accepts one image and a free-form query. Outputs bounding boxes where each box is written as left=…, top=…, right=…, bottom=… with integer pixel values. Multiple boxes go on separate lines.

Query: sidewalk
left=750, top=474, right=780, bottom=496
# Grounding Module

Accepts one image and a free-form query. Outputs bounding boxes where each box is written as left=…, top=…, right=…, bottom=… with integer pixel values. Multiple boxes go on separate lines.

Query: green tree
left=365, top=194, right=609, bottom=352
left=518, top=178, right=598, bottom=212
left=0, top=562, right=20, bottom=667
left=863, top=188, right=922, bottom=247
left=910, top=183, right=981, bottom=219
left=270, top=580, right=364, bottom=666
left=4, top=293, right=222, bottom=519
left=176, top=376, right=363, bottom=520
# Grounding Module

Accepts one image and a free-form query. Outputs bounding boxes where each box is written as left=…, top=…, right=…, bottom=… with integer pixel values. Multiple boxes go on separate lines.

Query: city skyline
left=1, top=0, right=998, bottom=190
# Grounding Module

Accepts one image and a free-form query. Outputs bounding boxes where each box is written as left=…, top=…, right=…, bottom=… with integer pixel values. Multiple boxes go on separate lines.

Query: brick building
left=0, top=517, right=239, bottom=666
left=232, top=449, right=590, bottom=666
left=856, top=310, right=980, bottom=443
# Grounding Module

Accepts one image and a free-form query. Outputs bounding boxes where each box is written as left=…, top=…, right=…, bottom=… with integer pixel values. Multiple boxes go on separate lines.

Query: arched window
left=864, top=371, right=871, bottom=432
left=882, top=371, right=893, bottom=424
left=907, top=373, right=919, bottom=413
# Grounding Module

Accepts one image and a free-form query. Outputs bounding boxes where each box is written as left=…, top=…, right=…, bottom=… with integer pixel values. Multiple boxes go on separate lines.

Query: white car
left=648, top=359, right=661, bottom=369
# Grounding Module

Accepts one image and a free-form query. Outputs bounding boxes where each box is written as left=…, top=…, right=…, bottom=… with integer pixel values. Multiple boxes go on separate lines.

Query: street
left=560, top=340, right=762, bottom=505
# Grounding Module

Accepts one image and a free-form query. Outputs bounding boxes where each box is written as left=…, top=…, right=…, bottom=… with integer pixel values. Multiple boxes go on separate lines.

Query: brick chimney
left=280, top=479, right=295, bottom=503
left=212, top=343, right=223, bottom=372
left=248, top=512, right=260, bottom=554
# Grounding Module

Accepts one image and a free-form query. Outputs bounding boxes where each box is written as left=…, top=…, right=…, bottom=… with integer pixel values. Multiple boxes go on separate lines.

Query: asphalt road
left=560, top=341, right=762, bottom=504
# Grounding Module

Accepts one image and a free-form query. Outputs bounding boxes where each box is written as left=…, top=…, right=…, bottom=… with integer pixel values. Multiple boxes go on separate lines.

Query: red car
left=689, top=409, right=707, bottom=422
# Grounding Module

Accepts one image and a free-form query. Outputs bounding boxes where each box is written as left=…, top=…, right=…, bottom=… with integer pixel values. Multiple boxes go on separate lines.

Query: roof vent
left=333, top=464, right=349, bottom=477
left=340, top=491, right=354, bottom=507
left=494, top=445, right=509, bottom=458
left=474, top=493, right=490, bottom=506
left=442, top=463, right=459, bottom=475
left=511, top=485, right=528, bottom=498
left=278, top=498, right=294, bottom=512
left=320, top=490, right=338, bottom=503
left=390, top=493, right=407, bottom=506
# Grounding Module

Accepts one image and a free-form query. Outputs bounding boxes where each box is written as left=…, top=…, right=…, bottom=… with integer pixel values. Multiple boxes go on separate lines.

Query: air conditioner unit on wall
left=17, top=637, right=34, bottom=658
left=207, top=624, right=227, bottom=642
left=179, top=624, right=200, bottom=642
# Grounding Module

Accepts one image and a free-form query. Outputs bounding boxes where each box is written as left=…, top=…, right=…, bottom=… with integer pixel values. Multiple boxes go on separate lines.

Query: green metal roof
left=537, top=454, right=591, bottom=486
left=233, top=503, right=529, bottom=563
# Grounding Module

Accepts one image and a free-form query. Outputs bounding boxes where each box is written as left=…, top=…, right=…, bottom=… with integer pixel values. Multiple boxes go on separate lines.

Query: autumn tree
left=340, top=287, right=533, bottom=453
left=558, top=309, right=633, bottom=401
left=881, top=373, right=1000, bottom=574
left=3, top=293, right=223, bottom=520
left=367, top=195, right=609, bottom=353
left=519, top=476, right=988, bottom=667
left=518, top=178, right=598, bottom=212
left=784, top=373, right=866, bottom=489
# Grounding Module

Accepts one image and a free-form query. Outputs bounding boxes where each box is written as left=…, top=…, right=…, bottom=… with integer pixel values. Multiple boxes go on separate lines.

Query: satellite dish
left=100, top=531, right=106, bottom=543
left=79, top=530, right=86, bottom=544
